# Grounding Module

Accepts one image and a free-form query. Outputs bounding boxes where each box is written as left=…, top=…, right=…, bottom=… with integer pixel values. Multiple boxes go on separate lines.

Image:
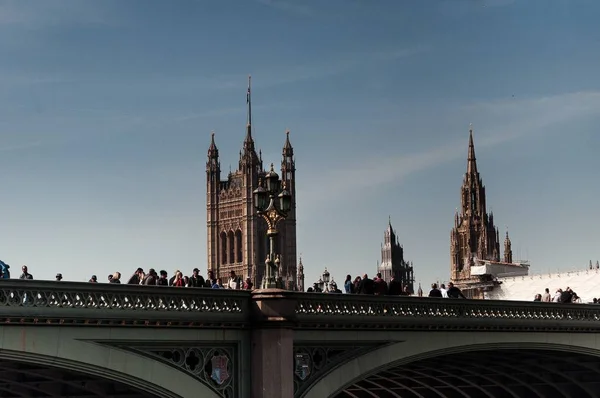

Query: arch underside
left=0, top=358, right=157, bottom=398
left=336, top=349, right=600, bottom=398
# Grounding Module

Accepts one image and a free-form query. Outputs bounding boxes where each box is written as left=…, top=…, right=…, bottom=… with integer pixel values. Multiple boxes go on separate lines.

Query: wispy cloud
left=0, top=140, right=42, bottom=152
left=248, top=45, right=429, bottom=88
left=299, top=91, right=600, bottom=206
left=439, top=0, right=515, bottom=18
left=173, top=102, right=299, bottom=123
left=0, top=0, right=118, bottom=27
left=255, top=0, right=315, bottom=17
left=482, top=0, right=516, bottom=8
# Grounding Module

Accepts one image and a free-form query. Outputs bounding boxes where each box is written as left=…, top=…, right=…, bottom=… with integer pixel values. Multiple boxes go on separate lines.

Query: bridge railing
left=2, top=282, right=599, bottom=331
left=288, top=292, right=600, bottom=331
left=0, top=280, right=251, bottom=328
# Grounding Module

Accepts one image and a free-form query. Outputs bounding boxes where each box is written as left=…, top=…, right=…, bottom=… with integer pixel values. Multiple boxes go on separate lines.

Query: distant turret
left=297, top=256, right=305, bottom=292
left=504, top=231, right=513, bottom=263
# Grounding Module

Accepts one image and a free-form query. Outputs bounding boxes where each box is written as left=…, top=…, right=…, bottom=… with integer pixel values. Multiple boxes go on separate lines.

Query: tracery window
left=220, top=232, right=228, bottom=264
left=235, top=230, right=243, bottom=263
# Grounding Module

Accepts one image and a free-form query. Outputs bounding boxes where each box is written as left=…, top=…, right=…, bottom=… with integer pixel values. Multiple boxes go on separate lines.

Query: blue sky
left=0, top=0, right=598, bottom=287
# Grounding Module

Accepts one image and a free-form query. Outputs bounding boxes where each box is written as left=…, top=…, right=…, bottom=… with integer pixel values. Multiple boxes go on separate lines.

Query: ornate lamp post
left=253, top=163, right=292, bottom=289
left=322, top=268, right=330, bottom=292
left=316, top=277, right=324, bottom=292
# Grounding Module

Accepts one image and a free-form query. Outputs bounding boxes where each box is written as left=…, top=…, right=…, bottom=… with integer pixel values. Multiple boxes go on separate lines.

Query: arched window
left=228, top=231, right=235, bottom=264
left=235, top=230, right=243, bottom=263
left=220, top=232, right=228, bottom=264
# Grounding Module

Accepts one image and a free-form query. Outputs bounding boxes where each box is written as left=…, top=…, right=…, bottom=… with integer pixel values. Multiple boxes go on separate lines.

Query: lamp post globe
left=317, top=278, right=324, bottom=292
left=253, top=184, right=268, bottom=211
left=322, top=268, right=330, bottom=287
left=278, top=187, right=292, bottom=213
left=265, top=164, right=280, bottom=194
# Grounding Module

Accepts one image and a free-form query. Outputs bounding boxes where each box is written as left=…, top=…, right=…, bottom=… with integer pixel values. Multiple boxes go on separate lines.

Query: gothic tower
left=378, top=218, right=414, bottom=292
left=504, top=231, right=513, bottom=263
left=206, top=77, right=298, bottom=286
left=450, top=126, right=501, bottom=291
left=297, top=256, right=305, bottom=292
left=280, top=130, right=297, bottom=288
left=206, top=132, right=220, bottom=275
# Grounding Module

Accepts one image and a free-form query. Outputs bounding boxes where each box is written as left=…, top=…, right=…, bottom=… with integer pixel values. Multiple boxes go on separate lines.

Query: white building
left=485, top=262, right=600, bottom=303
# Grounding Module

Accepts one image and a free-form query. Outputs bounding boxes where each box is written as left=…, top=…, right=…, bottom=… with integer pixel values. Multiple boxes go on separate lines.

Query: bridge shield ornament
left=104, top=343, right=237, bottom=398
left=210, top=354, right=231, bottom=386
left=294, top=352, right=311, bottom=381
left=292, top=343, right=388, bottom=398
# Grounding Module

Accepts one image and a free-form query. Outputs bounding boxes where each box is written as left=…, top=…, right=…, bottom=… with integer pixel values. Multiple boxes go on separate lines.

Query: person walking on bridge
left=446, top=282, right=467, bottom=299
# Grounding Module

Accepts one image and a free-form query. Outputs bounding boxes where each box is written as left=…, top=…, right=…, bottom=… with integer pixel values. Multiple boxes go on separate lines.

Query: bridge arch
left=0, top=326, right=224, bottom=398
left=303, top=332, right=600, bottom=398
left=0, top=351, right=163, bottom=397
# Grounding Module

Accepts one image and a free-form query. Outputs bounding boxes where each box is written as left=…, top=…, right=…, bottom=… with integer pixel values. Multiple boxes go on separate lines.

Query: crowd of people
left=308, top=273, right=468, bottom=299
left=533, top=287, right=583, bottom=303
left=6, top=264, right=591, bottom=304
left=12, top=265, right=256, bottom=290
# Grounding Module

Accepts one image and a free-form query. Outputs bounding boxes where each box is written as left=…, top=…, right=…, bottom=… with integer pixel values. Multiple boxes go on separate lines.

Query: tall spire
left=245, top=75, right=253, bottom=144
left=467, top=124, right=478, bottom=175
left=241, top=75, right=258, bottom=164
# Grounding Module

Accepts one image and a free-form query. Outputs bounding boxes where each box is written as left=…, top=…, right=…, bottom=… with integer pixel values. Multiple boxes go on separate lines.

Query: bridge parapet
left=1, top=282, right=599, bottom=332
left=291, top=292, right=600, bottom=332
left=0, top=280, right=251, bottom=328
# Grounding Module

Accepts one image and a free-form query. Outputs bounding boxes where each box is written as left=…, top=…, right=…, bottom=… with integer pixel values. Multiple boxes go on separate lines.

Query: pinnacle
left=208, top=131, right=218, bottom=156
left=467, top=125, right=478, bottom=175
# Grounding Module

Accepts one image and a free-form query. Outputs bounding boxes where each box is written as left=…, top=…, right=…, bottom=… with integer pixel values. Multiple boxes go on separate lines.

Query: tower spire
left=242, top=75, right=257, bottom=158
left=467, top=124, right=477, bottom=175
left=207, top=131, right=218, bottom=159
left=283, top=130, right=292, bottom=151
left=246, top=75, right=252, bottom=141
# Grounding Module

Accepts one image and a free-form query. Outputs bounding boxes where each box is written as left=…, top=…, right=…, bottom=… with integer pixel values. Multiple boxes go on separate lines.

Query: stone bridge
left=0, top=281, right=600, bottom=397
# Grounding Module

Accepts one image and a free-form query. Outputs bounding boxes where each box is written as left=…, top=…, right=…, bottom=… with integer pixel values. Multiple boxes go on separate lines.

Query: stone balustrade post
left=250, top=288, right=297, bottom=398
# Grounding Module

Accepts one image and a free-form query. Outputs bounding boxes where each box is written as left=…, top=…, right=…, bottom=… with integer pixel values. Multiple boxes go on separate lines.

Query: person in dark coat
left=428, top=283, right=443, bottom=298
left=446, top=282, right=467, bottom=299
left=357, top=274, right=374, bottom=295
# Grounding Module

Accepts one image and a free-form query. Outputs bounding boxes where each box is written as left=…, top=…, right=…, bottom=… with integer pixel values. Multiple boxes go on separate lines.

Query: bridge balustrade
left=0, top=279, right=250, bottom=328
left=0, top=281, right=598, bottom=332
left=289, top=292, right=600, bottom=331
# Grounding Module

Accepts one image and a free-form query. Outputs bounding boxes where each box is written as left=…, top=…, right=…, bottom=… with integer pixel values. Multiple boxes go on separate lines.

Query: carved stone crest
left=294, top=352, right=311, bottom=381
left=210, top=354, right=230, bottom=385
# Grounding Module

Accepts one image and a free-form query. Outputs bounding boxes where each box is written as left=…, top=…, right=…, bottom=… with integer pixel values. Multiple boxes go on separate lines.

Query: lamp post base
left=262, top=277, right=283, bottom=290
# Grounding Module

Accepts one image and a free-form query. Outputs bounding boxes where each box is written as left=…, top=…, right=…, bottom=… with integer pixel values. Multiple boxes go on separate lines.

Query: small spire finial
left=247, top=75, right=252, bottom=126
left=270, top=163, right=274, bottom=172
left=467, top=124, right=477, bottom=174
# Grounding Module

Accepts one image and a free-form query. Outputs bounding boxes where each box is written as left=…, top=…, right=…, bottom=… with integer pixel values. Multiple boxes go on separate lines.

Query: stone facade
left=450, top=127, right=515, bottom=298
left=377, top=219, right=414, bottom=293
left=206, top=79, right=298, bottom=287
